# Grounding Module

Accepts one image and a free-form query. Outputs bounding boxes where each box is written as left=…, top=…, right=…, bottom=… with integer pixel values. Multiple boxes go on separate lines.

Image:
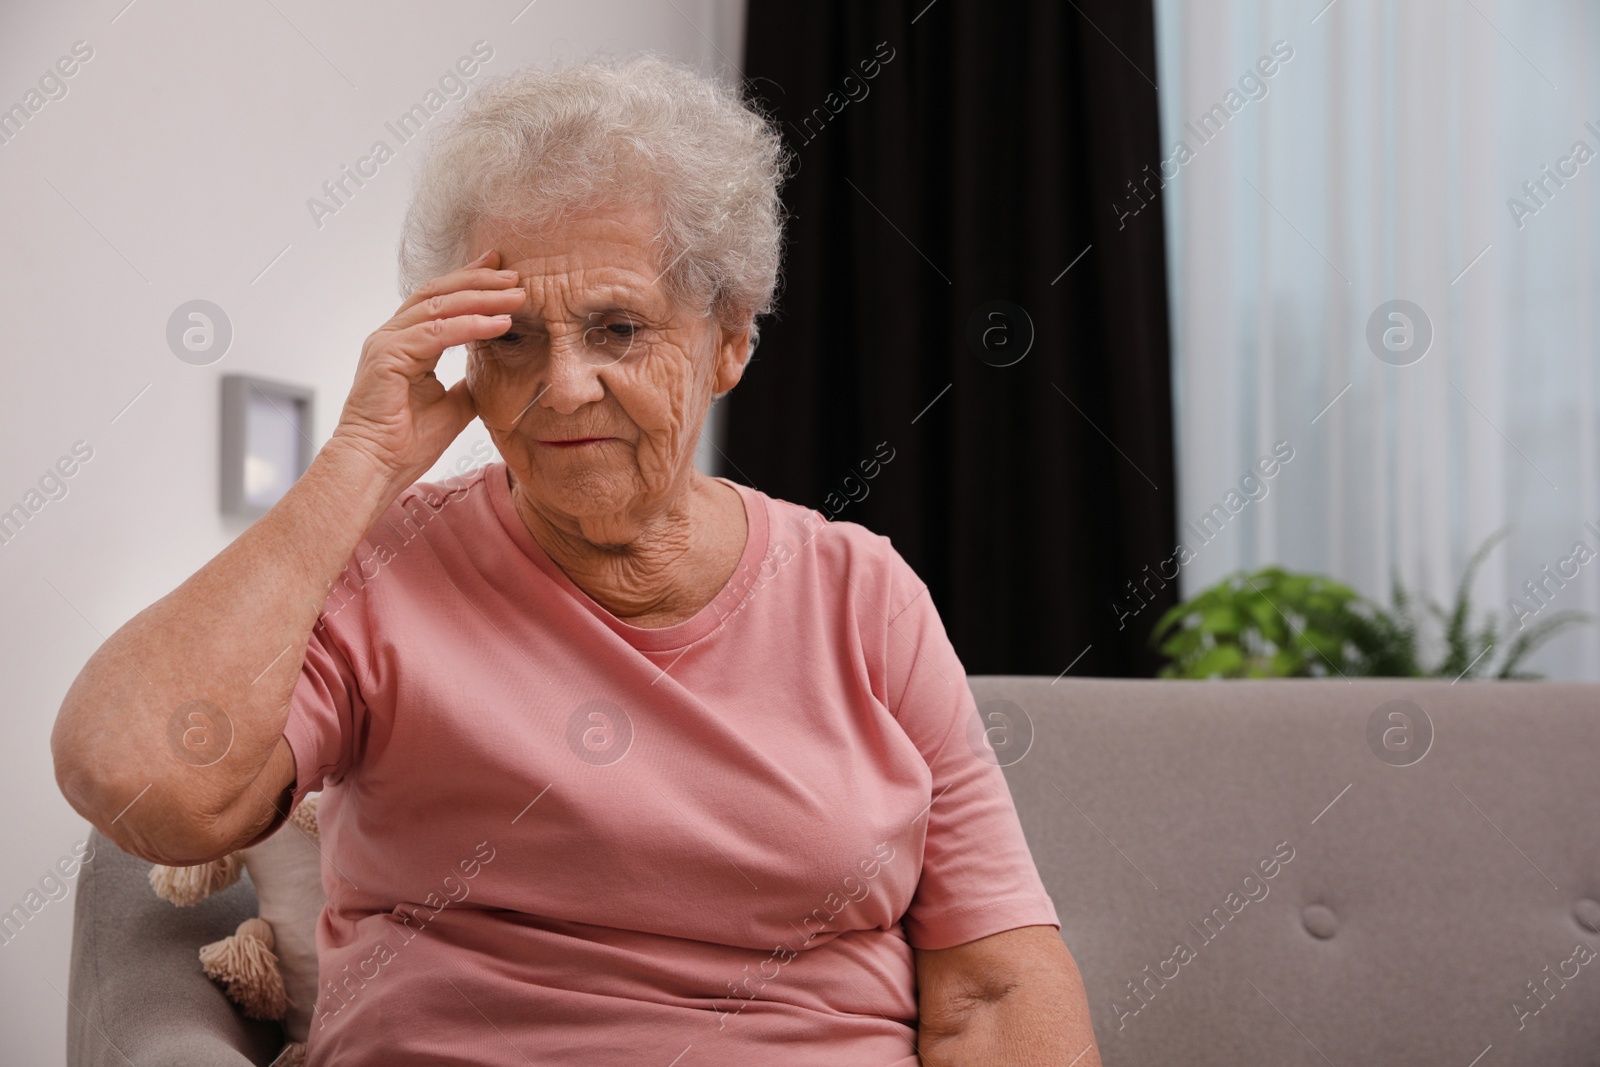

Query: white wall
left=0, top=0, right=745, bottom=1059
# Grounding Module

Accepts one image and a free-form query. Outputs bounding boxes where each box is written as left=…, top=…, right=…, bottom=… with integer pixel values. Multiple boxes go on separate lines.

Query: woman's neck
left=510, top=469, right=747, bottom=627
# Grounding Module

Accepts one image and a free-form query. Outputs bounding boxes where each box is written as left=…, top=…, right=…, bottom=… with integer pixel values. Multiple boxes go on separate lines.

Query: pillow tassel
left=199, top=916, right=287, bottom=1020
left=289, top=793, right=320, bottom=842
left=149, top=854, right=243, bottom=906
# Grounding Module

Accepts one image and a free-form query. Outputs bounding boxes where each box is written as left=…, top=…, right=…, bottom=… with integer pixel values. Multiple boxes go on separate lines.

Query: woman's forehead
left=477, top=219, right=676, bottom=304
left=510, top=280, right=673, bottom=323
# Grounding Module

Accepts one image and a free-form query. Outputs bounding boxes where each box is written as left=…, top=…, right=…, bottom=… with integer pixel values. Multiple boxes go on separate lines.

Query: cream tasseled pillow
left=150, top=795, right=326, bottom=1064
left=245, top=796, right=325, bottom=1042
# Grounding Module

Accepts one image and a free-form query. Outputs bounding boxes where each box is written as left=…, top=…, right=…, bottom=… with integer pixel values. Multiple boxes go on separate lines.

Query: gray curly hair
left=397, top=55, right=791, bottom=351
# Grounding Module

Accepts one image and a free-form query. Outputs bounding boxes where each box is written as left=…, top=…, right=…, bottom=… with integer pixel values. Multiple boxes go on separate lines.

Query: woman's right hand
left=328, top=248, right=527, bottom=490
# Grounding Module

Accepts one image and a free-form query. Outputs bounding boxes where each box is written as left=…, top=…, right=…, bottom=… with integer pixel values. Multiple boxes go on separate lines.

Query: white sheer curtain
left=1153, top=0, right=1600, bottom=680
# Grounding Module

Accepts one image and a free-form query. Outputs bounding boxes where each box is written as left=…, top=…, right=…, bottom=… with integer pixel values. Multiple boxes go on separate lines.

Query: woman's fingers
left=387, top=312, right=521, bottom=364
left=388, top=283, right=526, bottom=334
left=393, top=249, right=510, bottom=317
left=441, top=375, right=478, bottom=428
left=329, top=248, right=529, bottom=485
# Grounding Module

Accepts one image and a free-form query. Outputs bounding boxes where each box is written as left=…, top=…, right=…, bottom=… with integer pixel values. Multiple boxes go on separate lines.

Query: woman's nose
left=538, top=334, right=607, bottom=415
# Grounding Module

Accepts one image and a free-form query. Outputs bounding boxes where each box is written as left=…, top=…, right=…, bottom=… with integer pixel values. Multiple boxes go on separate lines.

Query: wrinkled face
left=465, top=202, right=748, bottom=546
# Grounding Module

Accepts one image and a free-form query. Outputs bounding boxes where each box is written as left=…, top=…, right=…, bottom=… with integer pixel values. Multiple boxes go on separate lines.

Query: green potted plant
left=1150, top=528, right=1591, bottom=679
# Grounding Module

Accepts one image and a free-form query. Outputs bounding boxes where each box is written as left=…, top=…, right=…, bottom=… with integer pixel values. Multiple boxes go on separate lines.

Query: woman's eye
left=606, top=322, right=636, bottom=338
left=497, top=331, right=523, bottom=344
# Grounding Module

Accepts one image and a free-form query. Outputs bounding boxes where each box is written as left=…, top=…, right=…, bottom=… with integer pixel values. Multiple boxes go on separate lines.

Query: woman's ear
left=712, top=323, right=753, bottom=396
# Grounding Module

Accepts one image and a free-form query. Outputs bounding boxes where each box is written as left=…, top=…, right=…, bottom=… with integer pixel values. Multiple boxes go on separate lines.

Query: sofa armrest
left=67, top=827, right=287, bottom=1067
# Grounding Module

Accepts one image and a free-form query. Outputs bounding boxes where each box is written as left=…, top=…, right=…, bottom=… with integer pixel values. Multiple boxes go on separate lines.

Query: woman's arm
left=51, top=444, right=406, bottom=866
left=914, top=925, right=1103, bottom=1067
left=50, top=250, right=523, bottom=866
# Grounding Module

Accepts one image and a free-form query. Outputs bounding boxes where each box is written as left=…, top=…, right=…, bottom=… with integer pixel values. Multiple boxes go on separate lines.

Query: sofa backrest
left=975, top=676, right=1600, bottom=1067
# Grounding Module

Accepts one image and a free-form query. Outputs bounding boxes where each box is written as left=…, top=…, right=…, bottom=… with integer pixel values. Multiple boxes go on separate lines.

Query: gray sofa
left=69, top=677, right=1600, bottom=1065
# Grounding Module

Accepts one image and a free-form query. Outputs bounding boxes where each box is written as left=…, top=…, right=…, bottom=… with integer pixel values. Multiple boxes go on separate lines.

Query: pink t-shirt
left=280, top=461, right=1058, bottom=1065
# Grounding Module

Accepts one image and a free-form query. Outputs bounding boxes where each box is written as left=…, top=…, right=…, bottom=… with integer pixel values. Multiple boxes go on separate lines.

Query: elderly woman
left=53, top=58, right=1100, bottom=1066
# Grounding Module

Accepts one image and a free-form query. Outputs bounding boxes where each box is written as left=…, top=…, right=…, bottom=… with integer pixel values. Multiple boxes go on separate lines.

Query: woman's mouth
left=538, top=437, right=613, bottom=448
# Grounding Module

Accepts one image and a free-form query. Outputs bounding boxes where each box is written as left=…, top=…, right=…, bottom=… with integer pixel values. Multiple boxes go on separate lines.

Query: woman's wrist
left=314, top=433, right=415, bottom=515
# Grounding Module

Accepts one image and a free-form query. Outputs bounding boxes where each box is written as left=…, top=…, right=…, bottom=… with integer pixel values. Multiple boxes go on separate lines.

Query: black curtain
left=725, top=0, right=1177, bottom=677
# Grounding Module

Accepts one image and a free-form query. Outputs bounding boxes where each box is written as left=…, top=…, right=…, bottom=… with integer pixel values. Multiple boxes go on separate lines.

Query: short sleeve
left=882, top=549, right=1061, bottom=950
left=280, top=618, right=367, bottom=815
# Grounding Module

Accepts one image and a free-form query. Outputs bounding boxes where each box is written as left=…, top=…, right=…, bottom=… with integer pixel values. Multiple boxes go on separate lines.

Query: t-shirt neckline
left=484, top=461, right=770, bottom=652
